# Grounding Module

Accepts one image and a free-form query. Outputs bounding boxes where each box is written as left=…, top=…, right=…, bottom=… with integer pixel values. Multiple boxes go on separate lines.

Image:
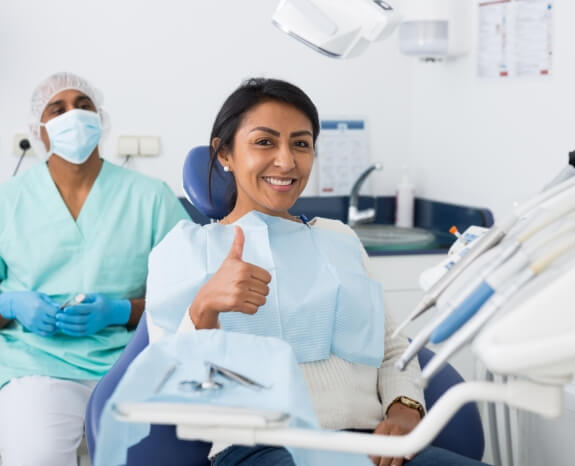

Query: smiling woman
left=208, top=78, right=319, bottom=223
left=103, top=78, right=490, bottom=466
left=216, top=100, right=315, bottom=222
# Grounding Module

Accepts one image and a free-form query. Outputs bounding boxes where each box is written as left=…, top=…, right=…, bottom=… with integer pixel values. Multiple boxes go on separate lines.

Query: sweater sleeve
left=313, top=218, right=425, bottom=415
left=360, top=236, right=426, bottom=415
left=147, top=305, right=221, bottom=344
left=377, top=308, right=426, bottom=417
left=147, top=307, right=197, bottom=344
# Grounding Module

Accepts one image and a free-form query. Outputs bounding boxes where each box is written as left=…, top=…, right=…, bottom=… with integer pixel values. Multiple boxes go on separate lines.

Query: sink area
left=352, top=224, right=437, bottom=252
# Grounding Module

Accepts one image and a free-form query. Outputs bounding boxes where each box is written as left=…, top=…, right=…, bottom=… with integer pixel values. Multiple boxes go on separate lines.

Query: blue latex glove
left=0, top=291, right=59, bottom=336
left=55, top=293, right=131, bottom=336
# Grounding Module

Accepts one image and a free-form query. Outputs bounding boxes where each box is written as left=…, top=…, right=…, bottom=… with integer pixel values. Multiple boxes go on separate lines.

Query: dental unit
left=396, top=183, right=575, bottom=371
left=419, top=224, right=575, bottom=386
left=393, top=169, right=575, bottom=338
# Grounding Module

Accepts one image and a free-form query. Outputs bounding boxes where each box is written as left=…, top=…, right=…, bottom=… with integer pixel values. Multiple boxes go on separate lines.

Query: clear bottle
left=395, top=167, right=415, bottom=228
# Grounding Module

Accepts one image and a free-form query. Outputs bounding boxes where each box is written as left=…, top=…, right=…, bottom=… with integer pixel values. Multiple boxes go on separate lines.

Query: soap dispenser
left=395, top=168, right=415, bottom=228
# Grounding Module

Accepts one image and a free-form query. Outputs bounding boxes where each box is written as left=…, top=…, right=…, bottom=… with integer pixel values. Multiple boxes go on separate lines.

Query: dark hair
left=208, top=77, right=320, bottom=215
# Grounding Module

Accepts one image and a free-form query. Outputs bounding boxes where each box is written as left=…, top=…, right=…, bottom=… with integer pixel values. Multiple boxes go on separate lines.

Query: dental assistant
left=0, top=72, right=189, bottom=466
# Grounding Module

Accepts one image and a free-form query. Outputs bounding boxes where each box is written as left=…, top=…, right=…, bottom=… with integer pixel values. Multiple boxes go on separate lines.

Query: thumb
left=226, top=226, right=245, bottom=261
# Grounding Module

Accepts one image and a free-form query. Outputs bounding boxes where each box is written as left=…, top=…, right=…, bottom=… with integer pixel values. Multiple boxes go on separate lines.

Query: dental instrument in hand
left=419, top=232, right=575, bottom=386
left=59, top=293, right=86, bottom=310
left=396, top=218, right=575, bottom=370
left=393, top=176, right=575, bottom=338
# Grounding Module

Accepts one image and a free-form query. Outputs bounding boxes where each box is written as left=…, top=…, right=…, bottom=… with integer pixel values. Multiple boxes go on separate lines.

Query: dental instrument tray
left=113, top=402, right=291, bottom=428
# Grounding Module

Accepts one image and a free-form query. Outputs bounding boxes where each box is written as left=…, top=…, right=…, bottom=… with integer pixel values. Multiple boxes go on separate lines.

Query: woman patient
left=145, top=78, right=488, bottom=466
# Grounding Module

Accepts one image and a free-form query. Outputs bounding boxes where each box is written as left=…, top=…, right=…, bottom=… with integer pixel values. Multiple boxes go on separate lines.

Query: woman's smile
left=262, top=176, right=297, bottom=191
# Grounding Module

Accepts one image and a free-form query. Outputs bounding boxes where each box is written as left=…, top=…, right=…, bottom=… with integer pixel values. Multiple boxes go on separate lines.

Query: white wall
left=0, top=0, right=413, bottom=198
left=3, top=1, right=569, bottom=222
left=408, top=1, right=575, bottom=221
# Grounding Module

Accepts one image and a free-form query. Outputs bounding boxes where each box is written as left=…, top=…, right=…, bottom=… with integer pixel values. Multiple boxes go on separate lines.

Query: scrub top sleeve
left=0, top=255, right=5, bottom=283
left=152, top=182, right=191, bottom=247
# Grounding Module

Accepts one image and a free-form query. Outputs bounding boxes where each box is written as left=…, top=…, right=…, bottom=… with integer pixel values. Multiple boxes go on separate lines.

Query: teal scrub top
left=0, top=160, right=190, bottom=388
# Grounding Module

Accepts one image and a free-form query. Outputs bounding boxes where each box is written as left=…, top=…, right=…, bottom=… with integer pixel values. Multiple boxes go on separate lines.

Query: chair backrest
left=182, top=145, right=234, bottom=220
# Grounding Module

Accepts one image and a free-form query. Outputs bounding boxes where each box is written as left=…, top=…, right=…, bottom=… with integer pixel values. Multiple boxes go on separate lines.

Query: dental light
left=272, top=0, right=400, bottom=58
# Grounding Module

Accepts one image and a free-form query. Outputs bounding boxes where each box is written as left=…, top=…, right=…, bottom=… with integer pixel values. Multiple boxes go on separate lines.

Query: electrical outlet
left=117, top=136, right=139, bottom=156
left=12, top=133, right=35, bottom=157
left=116, top=135, right=161, bottom=157
left=138, top=136, right=160, bottom=157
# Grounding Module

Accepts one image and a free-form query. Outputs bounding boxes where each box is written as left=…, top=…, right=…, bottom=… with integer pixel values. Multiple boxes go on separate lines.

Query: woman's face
left=40, top=89, right=97, bottom=151
left=219, top=100, right=315, bottom=219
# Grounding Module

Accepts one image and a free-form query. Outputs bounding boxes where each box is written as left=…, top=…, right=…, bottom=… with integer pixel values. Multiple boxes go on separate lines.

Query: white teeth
left=264, top=177, right=293, bottom=186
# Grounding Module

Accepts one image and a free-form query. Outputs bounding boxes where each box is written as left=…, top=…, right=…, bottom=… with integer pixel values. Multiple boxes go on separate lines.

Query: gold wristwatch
left=387, top=396, right=425, bottom=419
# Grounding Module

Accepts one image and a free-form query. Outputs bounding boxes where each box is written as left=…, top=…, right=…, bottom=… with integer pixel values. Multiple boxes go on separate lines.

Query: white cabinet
left=368, top=254, right=476, bottom=382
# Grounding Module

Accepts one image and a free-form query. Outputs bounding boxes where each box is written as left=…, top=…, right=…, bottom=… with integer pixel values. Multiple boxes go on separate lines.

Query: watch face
left=387, top=396, right=425, bottom=418
left=399, top=397, right=424, bottom=416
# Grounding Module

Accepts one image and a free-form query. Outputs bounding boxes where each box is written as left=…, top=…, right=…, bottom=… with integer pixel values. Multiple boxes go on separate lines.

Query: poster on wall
left=477, top=0, right=553, bottom=78
left=317, top=120, right=370, bottom=197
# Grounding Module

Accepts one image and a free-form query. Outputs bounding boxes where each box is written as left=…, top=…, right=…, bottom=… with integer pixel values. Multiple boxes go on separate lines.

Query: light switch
left=117, top=136, right=138, bottom=156
left=139, top=136, right=160, bottom=156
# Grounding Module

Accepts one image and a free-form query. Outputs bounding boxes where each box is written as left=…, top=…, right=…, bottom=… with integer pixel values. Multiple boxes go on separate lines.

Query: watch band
left=387, top=395, right=425, bottom=419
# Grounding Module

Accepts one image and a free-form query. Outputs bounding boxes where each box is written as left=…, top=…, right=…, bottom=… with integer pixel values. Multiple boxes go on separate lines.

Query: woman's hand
left=189, top=226, right=272, bottom=329
left=370, top=402, right=422, bottom=466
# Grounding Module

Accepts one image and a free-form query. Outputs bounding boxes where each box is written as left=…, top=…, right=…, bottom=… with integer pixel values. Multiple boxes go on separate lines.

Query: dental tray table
left=114, top=402, right=291, bottom=429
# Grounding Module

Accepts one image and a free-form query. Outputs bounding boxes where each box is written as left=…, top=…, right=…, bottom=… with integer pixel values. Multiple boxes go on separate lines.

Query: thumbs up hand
left=189, top=226, right=272, bottom=329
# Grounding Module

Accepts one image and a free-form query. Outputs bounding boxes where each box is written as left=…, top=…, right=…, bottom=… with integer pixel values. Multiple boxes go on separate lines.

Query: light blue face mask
left=42, top=108, right=102, bottom=164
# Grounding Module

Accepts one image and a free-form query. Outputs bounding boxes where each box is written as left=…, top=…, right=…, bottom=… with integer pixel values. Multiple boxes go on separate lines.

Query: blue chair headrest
left=182, top=145, right=235, bottom=220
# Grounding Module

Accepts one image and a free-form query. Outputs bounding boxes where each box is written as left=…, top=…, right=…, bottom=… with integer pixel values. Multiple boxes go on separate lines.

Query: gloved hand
left=55, top=293, right=131, bottom=337
left=0, top=291, right=59, bottom=336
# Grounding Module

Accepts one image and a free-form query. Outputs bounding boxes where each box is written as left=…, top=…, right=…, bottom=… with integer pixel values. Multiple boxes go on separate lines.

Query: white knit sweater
left=146, top=217, right=424, bottom=450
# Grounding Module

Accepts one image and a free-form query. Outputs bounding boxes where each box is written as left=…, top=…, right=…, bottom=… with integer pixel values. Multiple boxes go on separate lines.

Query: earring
left=223, top=165, right=230, bottom=172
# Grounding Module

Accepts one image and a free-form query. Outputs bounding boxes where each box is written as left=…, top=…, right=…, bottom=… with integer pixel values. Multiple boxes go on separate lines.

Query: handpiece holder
left=394, top=172, right=575, bottom=337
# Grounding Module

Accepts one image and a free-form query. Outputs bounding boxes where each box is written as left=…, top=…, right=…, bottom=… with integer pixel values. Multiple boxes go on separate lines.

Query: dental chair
left=85, top=146, right=485, bottom=464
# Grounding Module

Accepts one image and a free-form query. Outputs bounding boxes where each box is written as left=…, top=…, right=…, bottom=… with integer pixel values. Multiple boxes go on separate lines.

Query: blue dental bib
left=146, top=211, right=385, bottom=367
